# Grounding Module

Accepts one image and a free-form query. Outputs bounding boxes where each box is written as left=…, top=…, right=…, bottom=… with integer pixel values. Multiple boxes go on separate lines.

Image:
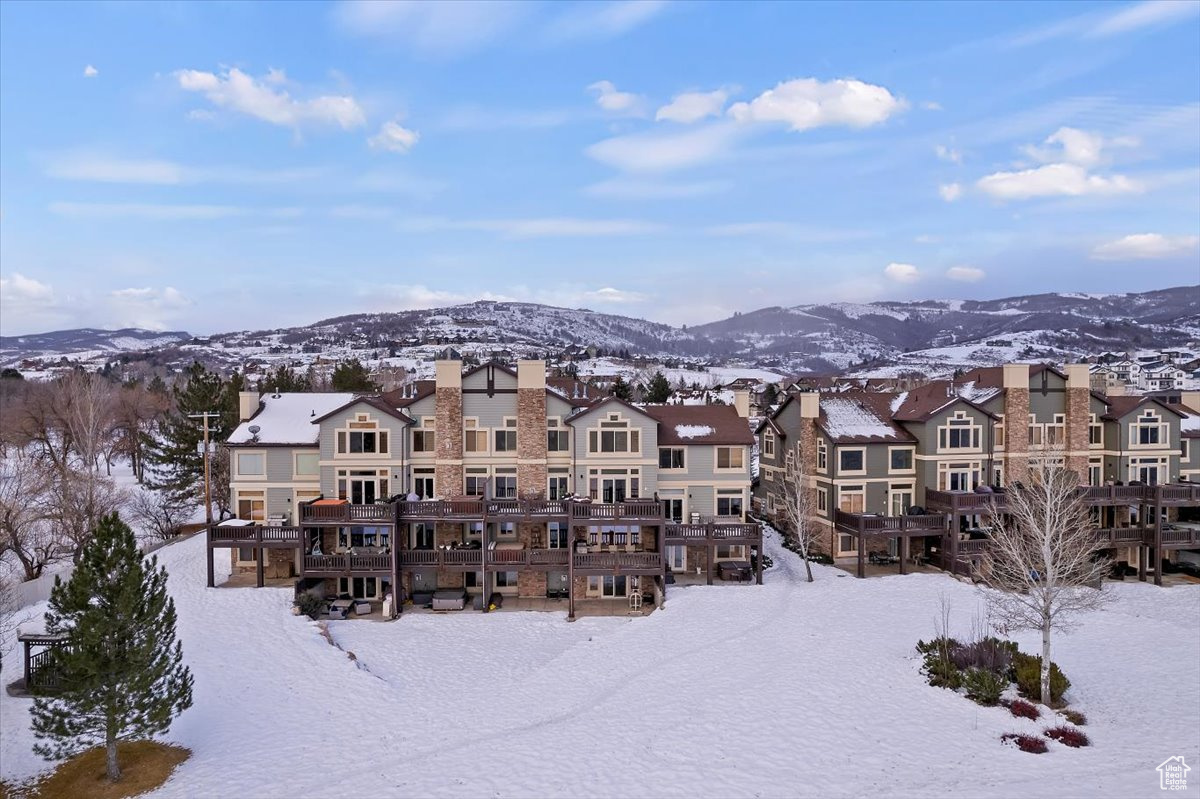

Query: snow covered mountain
left=2, top=286, right=1195, bottom=376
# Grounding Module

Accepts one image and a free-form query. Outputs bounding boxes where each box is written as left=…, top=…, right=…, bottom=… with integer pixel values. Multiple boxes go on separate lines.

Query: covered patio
left=833, top=509, right=950, bottom=578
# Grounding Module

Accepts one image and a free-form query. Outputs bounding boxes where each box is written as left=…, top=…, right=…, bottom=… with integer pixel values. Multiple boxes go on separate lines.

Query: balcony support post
left=206, top=528, right=214, bottom=589
left=255, top=526, right=264, bottom=588
left=1153, top=489, right=1164, bottom=588
left=899, top=534, right=908, bottom=575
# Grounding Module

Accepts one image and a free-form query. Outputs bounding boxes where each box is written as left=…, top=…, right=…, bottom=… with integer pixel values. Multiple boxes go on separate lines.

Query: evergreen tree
left=762, top=382, right=779, bottom=408
left=143, top=361, right=230, bottom=508
left=31, top=513, right=193, bottom=783
left=644, top=371, right=671, bottom=403
left=260, top=365, right=311, bottom=394
left=609, top=375, right=632, bottom=401
left=331, top=358, right=380, bottom=392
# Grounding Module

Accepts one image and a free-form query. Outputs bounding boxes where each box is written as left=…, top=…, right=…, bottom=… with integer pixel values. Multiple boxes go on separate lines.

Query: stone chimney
left=1064, top=364, right=1091, bottom=479
left=238, top=391, right=260, bottom=422
left=434, top=359, right=463, bottom=496
left=1181, top=391, right=1200, bottom=412
left=732, top=389, right=751, bottom=418
left=516, top=360, right=548, bottom=498
left=1002, top=364, right=1030, bottom=485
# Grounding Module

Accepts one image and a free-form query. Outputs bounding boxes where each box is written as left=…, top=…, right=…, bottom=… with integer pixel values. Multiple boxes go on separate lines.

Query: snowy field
left=3, top=530, right=1199, bottom=798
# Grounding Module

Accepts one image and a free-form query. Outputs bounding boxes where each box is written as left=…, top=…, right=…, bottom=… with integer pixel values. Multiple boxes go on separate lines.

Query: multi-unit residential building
left=755, top=363, right=1200, bottom=584
left=206, top=360, right=762, bottom=619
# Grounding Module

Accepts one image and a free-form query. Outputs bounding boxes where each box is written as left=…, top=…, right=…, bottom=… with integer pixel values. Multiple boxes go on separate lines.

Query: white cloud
left=583, top=178, right=727, bottom=199
left=587, top=80, right=645, bottom=116
left=914, top=234, right=939, bottom=244
left=727, top=77, right=906, bottom=131
left=1020, top=126, right=1128, bottom=167
left=884, top=262, right=920, bottom=283
left=945, top=265, right=986, bottom=282
left=108, top=287, right=191, bottom=331
left=939, top=182, right=962, bottom=202
left=1088, top=0, right=1200, bottom=37
left=921, top=100, right=942, bottom=111
left=437, top=105, right=573, bottom=131
left=935, top=144, right=961, bottom=163
left=368, top=119, right=420, bottom=153
left=46, top=155, right=184, bottom=185
left=976, top=163, right=1141, bottom=200
left=585, top=287, right=647, bottom=303
left=175, top=67, right=366, bottom=131
left=1090, top=233, right=1200, bottom=260
left=656, top=89, right=730, bottom=124
left=0, top=272, right=54, bottom=303
left=544, top=1, right=667, bottom=42
left=49, top=202, right=249, bottom=220
left=585, top=122, right=743, bottom=173
left=333, top=0, right=529, bottom=56
left=83, top=64, right=98, bottom=78
left=398, top=216, right=665, bottom=238
left=702, top=223, right=871, bottom=243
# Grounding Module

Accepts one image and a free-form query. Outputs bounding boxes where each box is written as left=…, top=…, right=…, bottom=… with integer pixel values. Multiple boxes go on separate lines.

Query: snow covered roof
left=228, top=392, right=358, bottom=446
left=818, top=394, right=914, bottom=443
left=643, top=404, right=755, bottom=446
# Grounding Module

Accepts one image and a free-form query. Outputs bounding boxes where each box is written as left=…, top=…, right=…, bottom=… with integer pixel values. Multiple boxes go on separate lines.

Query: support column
left=255, top=527, right=264, bottom=588
left=1138, top=502, right=1148, bottom=582
left=567, top=545, right=576, bottom=621
left=755, top=540, right=763, bottom=585
left=206, top=542, right=214, bottom=588
left=706, top=539, right=714, bottom=586
left=899, top=536, right=908, bottom=575
left=1153, top=491, right=1164, bottom=588
left=856, top=536, right=865, bottom=578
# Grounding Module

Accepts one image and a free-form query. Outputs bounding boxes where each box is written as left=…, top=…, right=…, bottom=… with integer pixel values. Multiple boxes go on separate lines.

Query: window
left=547, top=474, right=569, bottom=500
left=890, top=484, right=913, bottom=516
left=337, top=527, right=389, bottom=549
left=494, top=571, right=518, bottom=588
left=547, top=429, right=570, bottom=451
left=662, top=498, right=683, bottom=522
left=237, top=547, right=257, bottom=563
left=237, top=492, right=265, bottom=521
left=412, top=470, right=434, bottom=499
left=658, top=447, right=685, bottom=469
left=464, top=419, right=487, bottom=453
left=716, top=447, right=744, bottom=469
left=294, top=452, right=319, bottom=477
left=1045, top=414, right=1065, bottom=446
left=717, top=493, right=743, bottom=517
left=548, top=523, right=569, bottom=549
left=337, top=469, right=388, bottom=504
left=995, top=415, right=1005, bottom=448
left=763, top=431, right=775, bottom=457
left=494, top=419, right=517, bottom=452
left=716, top=544, right=745, bottom=559
left=465, top=470, right=488, bottom=496
left=1133, top=412, right=1166, bottom=446
left=494, top=475, right=517, bottom=499
left=939, top=412, right=981, bottom=451
left=1182, top=440, right=1189, bottom=460
left=1089, top=415, right=1103, bottom=446
left=337, top=577, right=378, bottom=600
left=889, top=448, right=913, bottom=471
left=412, top=428, right=435, bottom=453
left=839, top=449, right=864, bottom=473
left=817, top=490, right=828, bottom=514
left=338, top=423, right=388, bottom=455
left=1087, top=460, right=1102, bottom=487
left=236, top=452, right=264, bottom=476
left=838, top=486, right=864, bottom=514
left=838, top=534, right=857, bottom=555
left=817, top=440, right=828, bottom=471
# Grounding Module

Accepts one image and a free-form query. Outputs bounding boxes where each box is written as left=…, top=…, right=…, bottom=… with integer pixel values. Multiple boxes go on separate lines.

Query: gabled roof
left=890, top=381, right=1000, bottom=422
left=642, top=404, right=755, bottom=446
left=381, top=380, right=435, bottom=408
left=1101, top=395, right=1187, bottom=422
left=956, top=363, right=1066, bottom=388
left=818, top=392, right=916, bottom=443
left=564, top=395, right=656, bottom=424
left=1177, top=402, right=1200, bottom=438
left=755, top=415, right=784, bottom=437
left=546, top=377, right=604, bottom=407
left=310, top=395, right=414, bottom=426
left=228, top=392, right=358, bottom=446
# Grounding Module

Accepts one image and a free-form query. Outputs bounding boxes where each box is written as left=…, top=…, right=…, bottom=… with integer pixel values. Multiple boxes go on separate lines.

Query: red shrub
left=1008, top=699, right=1040, bottom=720
left=1045, top=725, right=1090, bottom=748
left=1001, top=733, right=1048, bottom=754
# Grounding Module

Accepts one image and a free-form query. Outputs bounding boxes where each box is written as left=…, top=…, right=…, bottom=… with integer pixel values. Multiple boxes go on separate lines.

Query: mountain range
left=2, top=286, right=1196, bottom=376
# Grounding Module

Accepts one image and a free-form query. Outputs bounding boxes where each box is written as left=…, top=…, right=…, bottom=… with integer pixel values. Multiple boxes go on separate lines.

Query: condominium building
left=755, top=364, right=1200, bottom=583
left=207, top=360, right=762, bottom=619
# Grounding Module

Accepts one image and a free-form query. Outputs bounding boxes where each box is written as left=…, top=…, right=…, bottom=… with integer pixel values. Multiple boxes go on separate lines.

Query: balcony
left=572, top=551, right=663, bottom=574
left=207, top=523, right=303, bottom=547
left=927, top=483, right=1200, bottom=514
left=300, top=502, right=396, bottom=525
left=569, top=499, right=664, bottom=522
left=301, top=553, right=391, bottom=575
left=397, top=548, right=571, bottom=569
left=663, top=522, right=763, bottom=543
left=832, top=511, right=947, bottom=536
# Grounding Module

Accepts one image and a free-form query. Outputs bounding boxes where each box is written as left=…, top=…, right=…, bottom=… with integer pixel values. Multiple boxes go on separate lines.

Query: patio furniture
left=352, top=600, right=372, bottom=615
left=432, top=589, right=468, bottom=611
left=328, top=598, right=353, bottom=620
left=717, top=561, right=752, bottom=582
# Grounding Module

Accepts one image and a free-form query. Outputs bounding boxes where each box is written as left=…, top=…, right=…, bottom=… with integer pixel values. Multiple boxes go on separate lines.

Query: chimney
left=517, top=359, right=546, bottom=391
left=1181, top=390, right=1200, bottom=412
left=238, top=391, right=260, bottom=422
left=732, top=389, right=750, bottom=418
left=798, top=391, right=819, bottom=420
left=435, top=359, right=462, bottom=390
left=1065, top=363, right=1089, bottom=390
left=1002, top=363, right=1029, bottom=390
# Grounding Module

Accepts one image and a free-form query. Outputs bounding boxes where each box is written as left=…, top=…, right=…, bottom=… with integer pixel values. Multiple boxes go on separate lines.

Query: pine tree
left=762, top=382, right=779, bottom=408
left=609, top=375, right=632, bottom=401
left=143, top=361, right=230, bottom=507
left=331, top=358, right=380, bottom=392
left=31, top=513, right=193, bottom=782
left=644, top=371, right=671, bottom=403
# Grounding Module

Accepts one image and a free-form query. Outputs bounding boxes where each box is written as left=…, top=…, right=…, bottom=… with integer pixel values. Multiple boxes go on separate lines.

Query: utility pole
left=189, top=411, right=221, bottom=524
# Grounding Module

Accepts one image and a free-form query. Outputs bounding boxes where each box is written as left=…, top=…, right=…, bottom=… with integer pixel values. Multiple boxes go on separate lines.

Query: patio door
left=662, top=499, right=683, bottom=523
left=411, top=523, right=433, bottom=550
left=666, top=545, right=686, bottom=571
left=601, top=478, right=627, bottom=503
left=350, top=478, right=378, bottom=505
left=412, top=474, right=435, bottom=499
left=602, top=575, right=628, bottom=597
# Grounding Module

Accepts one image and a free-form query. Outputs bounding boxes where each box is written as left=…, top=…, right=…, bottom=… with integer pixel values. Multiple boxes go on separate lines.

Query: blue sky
left=1, top=0, right=1198, bottom=335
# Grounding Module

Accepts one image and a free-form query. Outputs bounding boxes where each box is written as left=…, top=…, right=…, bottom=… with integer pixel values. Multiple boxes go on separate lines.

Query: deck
left=924, top=483, right=1200, bottom=514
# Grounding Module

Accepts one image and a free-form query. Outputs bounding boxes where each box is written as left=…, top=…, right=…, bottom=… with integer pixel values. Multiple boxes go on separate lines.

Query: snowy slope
left=3, top=530, right=1197, bottom=797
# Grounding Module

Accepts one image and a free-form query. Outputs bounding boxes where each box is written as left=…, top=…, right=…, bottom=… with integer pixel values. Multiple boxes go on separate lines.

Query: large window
left=294, top=452, right=319, bottom=477
left=1133, top=412, right=1166, bottom=446
left=465, top=470, right=488, bottom=496
left=548, top=523, right=569, bottom=549
left=763, top=431, right=775, bottom=457
left=817, top=440, right=828, bottom=471
left=337, top=576, right=379, bottom=600
left=236, top=452, right=264, bottom=476
left=495, top=419, right=517, bottom=452
left=890, top=484, right=913, bottom=516
left=547, top=420, right=569, bottom=452
left=839, top=449, right=864, bottom=473
left=412, top=427, right=435, bottom=453
left=889, top=448, right=913, bottom=471
left=838, top=486, right=864, bottom=514
left=494, top=571, right=518, bottom=588
left=716, top=447, right=745, bottom=469
left=1089, top=415, right=1103, bottom=446
left=464, top=419, right=487, bottom=453
left=494, top=474, right=517, bottom=499
left=658, top=447, right=685, bottom=469
left=547, top=474, right=569, bottom=500
left=939, top=412, right=981, bottom=451
left=589, top=415, right=639, bottom=454
left=717, top=492, right=743, bottom=518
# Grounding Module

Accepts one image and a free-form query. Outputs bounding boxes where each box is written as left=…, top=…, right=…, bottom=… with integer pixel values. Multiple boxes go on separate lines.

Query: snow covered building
left=208, top=360, right=761, bottom=619
left=755, top=363, right=1200, bottom=584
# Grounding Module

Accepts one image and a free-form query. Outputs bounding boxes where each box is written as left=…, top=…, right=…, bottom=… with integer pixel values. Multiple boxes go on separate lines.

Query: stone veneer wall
left=516, top=387, right=547, bottom=498
left=1003, top=385, right=1031, bottom=486
left=435, top=386, right=464, bottom=495
left=517, top=570, right=547, bottom=598
left=1064, top=377, right=1091, bottom=480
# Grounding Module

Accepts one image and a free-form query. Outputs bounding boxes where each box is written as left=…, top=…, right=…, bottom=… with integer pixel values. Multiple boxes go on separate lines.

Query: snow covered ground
left=3, top=530, right=1199, bottom=797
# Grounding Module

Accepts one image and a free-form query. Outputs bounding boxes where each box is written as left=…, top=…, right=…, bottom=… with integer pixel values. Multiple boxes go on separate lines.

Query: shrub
left=295, top=592, right=325, bottom=620
left=1008, top=699, right=1040, bottom=720
left=1061, top=709, right=1087, bottom=726
left=1001, top=733, right=1047, bottom=754
left=1045, top=725, right=1090, bottom=748
left=917, top=637, right=963, bottom=690
left=963, top=667, right=1007, bottom=706
left=1013, top=653, right=1070, bottom=704
left=951, top=637, right=1015, bottom=676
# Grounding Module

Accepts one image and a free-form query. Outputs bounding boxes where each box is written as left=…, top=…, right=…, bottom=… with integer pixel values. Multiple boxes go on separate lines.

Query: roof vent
left=311, top=410, right=316, bottom=417
left=248, top=425, right=261, bottom=434
left=272, top=392, right=281, bottom=399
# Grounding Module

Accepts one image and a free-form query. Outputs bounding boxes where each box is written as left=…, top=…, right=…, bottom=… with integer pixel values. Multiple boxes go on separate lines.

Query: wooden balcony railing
left=663, top=522, right=763, bottom=541
left=300, top=504, right=395, bottom=524
left=397, top=548, right=571, bottom=568
left=302, top=553, right=391, bottom=573
left=1094, top=527, right=1146, bottom=546
left=569, top=500, right=664, bottom=520
left=573, top=551, right=663, bottom=571
left=833, top=510, right=947, bottom=536
left=208, top=524, right=303, bottom=545
left=929, top=483, right=1200, bottom=514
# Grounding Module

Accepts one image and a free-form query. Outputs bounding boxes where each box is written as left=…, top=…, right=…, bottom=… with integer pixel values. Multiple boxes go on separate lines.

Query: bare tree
left=128, top=489, right=195, bottom=542
left=57, top=370, right=117, bottom=475
left=781, top=444, right=821, bottom=582
left=0, top=457, right=67, bottom=581
left=980, top=459, right=1110, bottom=705
left=0, top=570, right=31, bottom=674
left=37, top=467, right=128, bottom=563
